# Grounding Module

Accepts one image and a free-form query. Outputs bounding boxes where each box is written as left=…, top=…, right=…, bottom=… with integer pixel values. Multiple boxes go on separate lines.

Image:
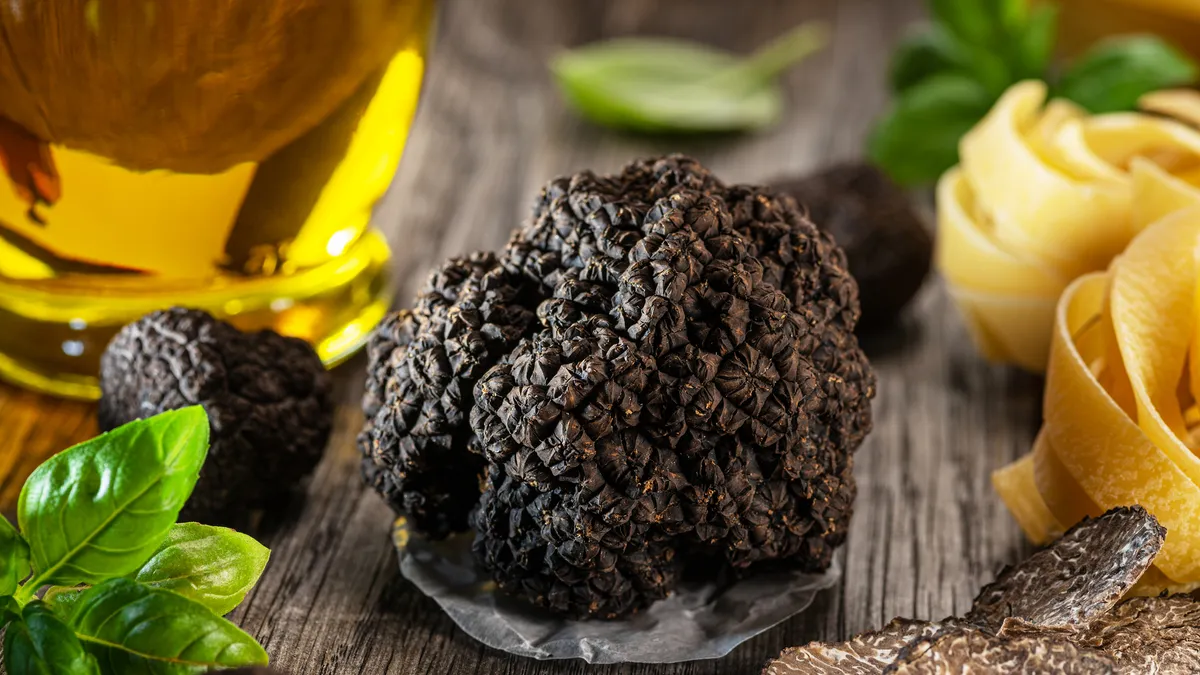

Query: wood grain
left=0, top=0, right=1046, bottom=672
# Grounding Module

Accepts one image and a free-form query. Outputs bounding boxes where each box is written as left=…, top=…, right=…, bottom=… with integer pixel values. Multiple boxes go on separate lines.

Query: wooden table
left=0, top=0, right=1047, bottom=672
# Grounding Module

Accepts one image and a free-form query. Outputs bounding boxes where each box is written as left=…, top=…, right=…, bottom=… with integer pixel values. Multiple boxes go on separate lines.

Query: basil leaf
left=868, top=74, right=994, bottom=186
left=67, top=578, right=268, bottom=670
left=129, top=523, right=269, bottom=616
left=18, top=407, right=209, bottom=588
left=0, top=513, right=31, bottom=597
left=928, top=0, right=995, bottom=46
left=552, top=23, right=826, bottom=133
left=4, top=603, right=99, bottom=675
left=1009, top=4, right=1058, bottom=81
left=1058, top=35, right=1199, bottom=113
left=890, top=29, right=969, bottom=93
left=42, top=587, right=85, bottom=619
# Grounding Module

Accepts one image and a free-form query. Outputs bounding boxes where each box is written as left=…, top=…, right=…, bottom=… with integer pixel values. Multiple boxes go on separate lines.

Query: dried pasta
left=993, top=185, right=1200, bottom=586
left=937, top=81, right=1200, bottom=371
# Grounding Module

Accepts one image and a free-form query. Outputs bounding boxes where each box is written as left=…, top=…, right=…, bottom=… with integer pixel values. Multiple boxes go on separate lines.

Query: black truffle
left=359, top=253, right=536, bottom=538
left=773, top=163, right=932, bottom=331
left=967, top=506, right=1165, bottom=633
left=99, top=307, right=333, bottom=523
left=363, top=155, right=875, bottom=618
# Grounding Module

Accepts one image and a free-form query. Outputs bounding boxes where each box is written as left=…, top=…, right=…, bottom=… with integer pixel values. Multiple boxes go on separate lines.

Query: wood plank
left=0, top=0, right=1049, bottom=673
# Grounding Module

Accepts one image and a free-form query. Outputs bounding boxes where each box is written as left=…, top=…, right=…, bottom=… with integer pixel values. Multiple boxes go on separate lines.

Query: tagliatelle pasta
left=994, top=191, right=1200, bottom=586
left=937, top=81, right=1200, bottom=371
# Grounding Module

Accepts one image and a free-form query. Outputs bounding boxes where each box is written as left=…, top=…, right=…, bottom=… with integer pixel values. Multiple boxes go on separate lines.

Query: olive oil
left=0, top=0, right=434, bottom=398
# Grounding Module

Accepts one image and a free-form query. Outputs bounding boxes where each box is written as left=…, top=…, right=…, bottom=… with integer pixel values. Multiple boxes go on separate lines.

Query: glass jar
left=0, top=0, right=434, bottom=399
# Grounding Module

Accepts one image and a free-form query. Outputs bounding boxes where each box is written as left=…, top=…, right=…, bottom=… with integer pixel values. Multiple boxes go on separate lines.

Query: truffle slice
left=772, top=163, right=932, bottom=331
left=885, top=629, right=1116, bottom=674
left=763, top=618, right=968, bottom=675
left=1073, top=594, right=1200, bottom=674
left=99, top=307, right=333, bottom=523
left=966, top=506, right=1165, bottom=633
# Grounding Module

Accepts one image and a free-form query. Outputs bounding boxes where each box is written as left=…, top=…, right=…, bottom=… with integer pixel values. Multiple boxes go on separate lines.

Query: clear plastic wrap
left=394, top=520, right=841, bottom=664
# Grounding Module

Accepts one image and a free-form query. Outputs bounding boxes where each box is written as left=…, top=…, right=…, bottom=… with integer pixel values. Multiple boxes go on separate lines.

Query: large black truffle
left=362, top=155, right=876, bottom=618
left=99, top=307, right=334, bottom=523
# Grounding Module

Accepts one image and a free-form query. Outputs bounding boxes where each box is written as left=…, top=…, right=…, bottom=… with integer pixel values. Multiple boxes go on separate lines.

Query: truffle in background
left=361, top=155, right=875, bottom=619
left=773, top=163, right=932, bottom=331
left=99, top=308, right=334, bottom=523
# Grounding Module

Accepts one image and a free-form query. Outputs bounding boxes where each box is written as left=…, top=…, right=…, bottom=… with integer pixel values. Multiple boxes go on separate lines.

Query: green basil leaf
left=928, top=0, right=994, bottom=46
left=868, top=74, right=994, bottom=186
left=552, top=23, right=826, bottom=133
left=1058, top=35, right=1199, bottom=113
left=67, top=578, right=268, bottom=670
left=4, top=603, right=99, bottom=675
left=18, top=407, right=209, bottom=588
left=129, top=523, right=269, bottom=616
left=0, top=513, right=31, bottom=597
left=1009, top=4, right=1058, bottom=80
left=42, top=587, right=85, bottom=619
left=889, top=29, right=969, bottom=93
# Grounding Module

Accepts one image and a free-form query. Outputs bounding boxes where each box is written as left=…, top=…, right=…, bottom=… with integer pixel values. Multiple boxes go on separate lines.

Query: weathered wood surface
left=0, top=0, right=1047, bottom=672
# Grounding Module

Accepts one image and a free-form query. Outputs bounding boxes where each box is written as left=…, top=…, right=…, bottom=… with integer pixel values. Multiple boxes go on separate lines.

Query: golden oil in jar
left=0, top=0, right=434, bottom=398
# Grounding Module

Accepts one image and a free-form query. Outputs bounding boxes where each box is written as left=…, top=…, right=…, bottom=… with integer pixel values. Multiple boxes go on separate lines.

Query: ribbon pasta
left=993, top=169, right=1200, bottom=587
left=937, top=81, right=1200, bottom=371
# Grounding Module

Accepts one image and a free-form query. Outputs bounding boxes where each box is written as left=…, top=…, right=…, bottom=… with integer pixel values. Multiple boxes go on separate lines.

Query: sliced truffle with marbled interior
left=966, top=506, right=1165, bottom=633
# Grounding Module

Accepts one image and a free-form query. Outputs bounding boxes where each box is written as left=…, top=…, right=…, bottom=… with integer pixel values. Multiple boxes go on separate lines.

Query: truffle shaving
left=1074, top=594, right=1200, bottom=674
left=966, top=506, right=1165, bottom=633
left=884, top=629, right=1116, bottom=674
left=763, top=619, right=967, bottom=675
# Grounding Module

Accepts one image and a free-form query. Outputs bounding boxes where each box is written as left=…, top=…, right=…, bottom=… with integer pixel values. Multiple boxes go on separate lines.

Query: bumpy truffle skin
left=359, top=252, right=537, bottom=537
left=365, top=155, right=875, bottom=618
left=473, top=464, right=679, bottom=619
left=99, top=307, right=333, bottom=522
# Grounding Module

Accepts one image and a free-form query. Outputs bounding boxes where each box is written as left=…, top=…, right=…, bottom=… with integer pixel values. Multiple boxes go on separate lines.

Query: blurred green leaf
left=553, top=22, right=827, bottom=133
left=1058, top=35, right=1199, bottom=113
left=890, top=29, right=967, bottom=93
left=1009, top=4, right=1058, bottom=80
left=868, top=74, right=993, bottom=186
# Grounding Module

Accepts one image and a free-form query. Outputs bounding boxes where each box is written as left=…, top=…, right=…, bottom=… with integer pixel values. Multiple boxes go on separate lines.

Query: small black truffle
left=99, top=307, right=334, bottom=523
left=773, top=163, right=932, bottom=331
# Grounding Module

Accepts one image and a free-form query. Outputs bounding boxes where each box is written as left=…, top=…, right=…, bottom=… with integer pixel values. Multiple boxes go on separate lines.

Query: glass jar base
left=0, top=230, right=393, bottom=400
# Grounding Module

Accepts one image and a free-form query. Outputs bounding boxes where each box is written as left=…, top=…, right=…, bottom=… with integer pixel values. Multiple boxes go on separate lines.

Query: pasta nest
left=993, top=99, right=1200, bottom=589
left=938, top=80, right=1200, bottom=371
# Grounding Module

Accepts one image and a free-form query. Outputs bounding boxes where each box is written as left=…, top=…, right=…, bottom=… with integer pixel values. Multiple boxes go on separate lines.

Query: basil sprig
left=552, top=22, right=828, bottom=133
left=0, top=407, right=270, bottom=674
left=870, top=0, right=1199, bottom=185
